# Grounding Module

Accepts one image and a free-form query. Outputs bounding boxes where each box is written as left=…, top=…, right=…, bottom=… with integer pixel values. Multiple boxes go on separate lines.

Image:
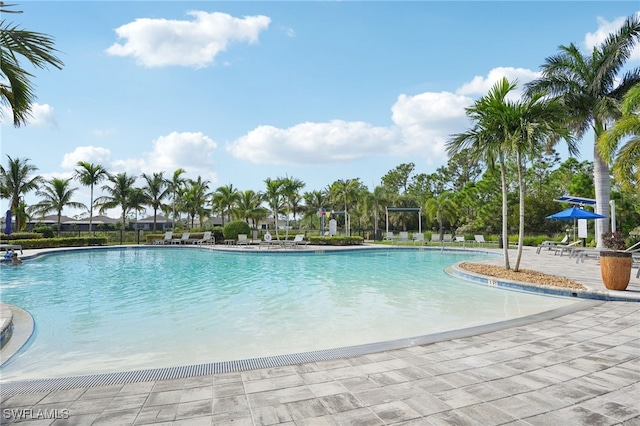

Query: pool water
left=0, top=247, right=577, bottom=380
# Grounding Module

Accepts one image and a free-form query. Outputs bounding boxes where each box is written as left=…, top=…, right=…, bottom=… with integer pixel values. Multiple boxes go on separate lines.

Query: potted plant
left=600, top=231, right=632, bottom=291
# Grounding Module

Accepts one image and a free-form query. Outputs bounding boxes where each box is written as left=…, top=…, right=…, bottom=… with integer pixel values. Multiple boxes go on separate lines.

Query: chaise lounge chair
left=171, top=232, right=190, bottom=245
left=154, top=231, right=173, bottom=245
left=537, top=235, right=569, bottom=254
left=474, top=235, right=496, bottom=247
left=413, top=233, right=426, bottom=245
left=397, top=231, right=410, bottom=245
left=236, top=234, right=250, bottom=246
left=454, top=236, right=466, bottom=247
left=191, top=231, right=213, bottom=245
left=283, top=234, right=309, bottom=249
left=0, top=243, right=22, bottom=254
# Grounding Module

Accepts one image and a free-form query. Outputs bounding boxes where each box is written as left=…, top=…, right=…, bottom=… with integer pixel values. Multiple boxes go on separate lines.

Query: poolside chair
left=442, top=234, right=453, bottom=244
left=430, top=234, right=441, bottom=244
left=259, top=232, right=280, bottom=249
left=171, top=232, right=190, bottom=245
left=553, top=240, right=582, bottom=257
left=384, top=232, right=396, bottom=243
left=155, top=231, right=173, bottom=245
left=537, top=235, right=569, bottom=254
left=0, top=243, right=22, bottom=254
left=454, top=236, right=466, bottom=247
left=412, top=233, right=426, bottom=245
left=283, top=234, right=309, bottom=249
left=237, top=234, right=250, bottom=246
left=397, top=231, right=410, bottom=245
left=192, top=231, right=213, bottom=245
left=474, top=235, right=495, bottom=247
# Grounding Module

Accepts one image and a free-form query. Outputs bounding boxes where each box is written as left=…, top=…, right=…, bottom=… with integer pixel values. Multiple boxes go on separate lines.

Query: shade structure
left=4, top=210, right=12, bottom=235
left=546, top=206, right=606, bottom=220
left=546, top=206, right=605, bottom=242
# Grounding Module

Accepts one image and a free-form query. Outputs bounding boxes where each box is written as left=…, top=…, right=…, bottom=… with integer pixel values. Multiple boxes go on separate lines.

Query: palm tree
left=263, top=178, right=284, bottom=240
left=166, top=168, right=186, bottom=227
left=303, top=189, right=328, bottom=232
left=328, top=178, right=361, bottom=236
left=363, top=186, right=389, bottom=239
left=235, top=189, right=265, bottom=228
left=95, top=172, right=137, bottom=233
left=525, top=14, right=640, bottom=247
left=29, top=178, right=85, bottom=236
left=447, top=79, right=513, bottom=268
left=141, top=172, right=168, bottom=231
left=73, top=161, right=108, bottom=235
left=0, top=155, right=41, bottom=230
left=211, top=183, right=239, bottom=226
left=599, top=82, right=640, bottom=192
left=0, top=2, right=64, bottom=127
left=425, top=192, right=457, bottom=241
left=182, top=176, right=211, bottom=228
left=279, top=176, right=305, bottom=240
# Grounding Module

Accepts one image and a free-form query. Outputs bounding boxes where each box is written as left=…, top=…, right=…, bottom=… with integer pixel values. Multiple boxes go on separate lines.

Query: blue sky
left=1, top=1, right=639, bottom=219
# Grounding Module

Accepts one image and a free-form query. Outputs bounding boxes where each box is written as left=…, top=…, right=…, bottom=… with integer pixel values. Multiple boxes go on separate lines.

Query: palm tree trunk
left=593, top=141, right=610, bottom=248
left=499, top=154, right=511, bottom=270
left=514, top=156, right=525, bottom=271
left=89, top=185, right=94, bottom=236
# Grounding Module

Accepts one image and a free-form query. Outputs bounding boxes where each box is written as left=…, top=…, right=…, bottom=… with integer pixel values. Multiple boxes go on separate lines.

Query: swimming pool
left=1, top=247, right=578, bottom=381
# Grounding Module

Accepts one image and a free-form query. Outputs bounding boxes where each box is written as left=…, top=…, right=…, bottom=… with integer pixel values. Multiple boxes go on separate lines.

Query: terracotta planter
left=600, top=250, right=632, bottom=291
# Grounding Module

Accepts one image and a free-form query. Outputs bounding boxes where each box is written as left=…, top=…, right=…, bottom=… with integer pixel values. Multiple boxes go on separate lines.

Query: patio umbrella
left=546, top=206, right=606, bottom=241
left=4, top=210, right=12, bottom=235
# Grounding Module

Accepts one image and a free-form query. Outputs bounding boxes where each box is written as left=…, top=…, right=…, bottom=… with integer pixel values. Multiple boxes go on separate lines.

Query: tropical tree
left=447, top=79, right=514, bottom=268
left=0, top=2, right=64, bottom=127
left=279, top=176, right=305, bottom=239
left=425, top=191, right=458, bottom=241
left=235, top=189, right=265, bottom=228
left=73, top=161, right=108, bottom=235
left=364, top=186, right=390, bottom=239
left=0, top=155, right=41, bottom=230
left=166, top=168, right=186, bottom=226
left=181, top=176, right=211, bottom=228
left=327, top=178, right=361, bottom=236
left=525, top=14, right=640, bottom=246
left=302, top=189, right=328, bottom=232
left=263, top=178, right=284, bottom=240
left=141, top=172, right=168, bottom=231
left=599, top=82, right=640, bottom=192
left=95, top=172, right=137, bottom=233
left=29, top=177, right=85, bottom=236
left=211, top=183, right=239, bottom=226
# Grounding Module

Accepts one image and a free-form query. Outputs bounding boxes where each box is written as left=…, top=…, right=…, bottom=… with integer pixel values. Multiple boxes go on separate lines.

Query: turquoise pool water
left=0, top=247, right=577, bottom=380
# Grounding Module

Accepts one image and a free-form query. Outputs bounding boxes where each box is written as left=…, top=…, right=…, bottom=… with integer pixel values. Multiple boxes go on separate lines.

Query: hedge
left=1, top=232, right=44, bottom=241
left=9, top=237, right=108, bottom=249
left=308, top=236, right=363, bottom=246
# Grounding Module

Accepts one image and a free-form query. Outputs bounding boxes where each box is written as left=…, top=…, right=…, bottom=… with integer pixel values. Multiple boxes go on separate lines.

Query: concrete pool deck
left=1, top=245, right=638, bottom=425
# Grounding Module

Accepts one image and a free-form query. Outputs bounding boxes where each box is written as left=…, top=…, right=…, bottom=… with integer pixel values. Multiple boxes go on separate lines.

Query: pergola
left=385, top=207, right=422, bottom=235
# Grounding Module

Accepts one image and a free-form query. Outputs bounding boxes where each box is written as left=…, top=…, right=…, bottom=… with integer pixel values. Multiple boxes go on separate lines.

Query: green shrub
left=223, top=221, right=251, bottom=240
left=12, top=237, right=108, bottom=249
left=33, top=225, right=55, bottom=238
left=308, top=236, right=363, bottom=246
left=1, top=232, right=44, bottom=241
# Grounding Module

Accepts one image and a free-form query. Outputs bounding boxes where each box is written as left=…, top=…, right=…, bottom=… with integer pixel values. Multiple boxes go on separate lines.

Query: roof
left=554, top=195, right=596, bottom=206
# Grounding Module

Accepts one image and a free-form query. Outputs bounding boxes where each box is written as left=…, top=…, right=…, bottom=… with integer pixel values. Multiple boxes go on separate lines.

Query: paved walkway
left=1, top=246, right=639, bottom=425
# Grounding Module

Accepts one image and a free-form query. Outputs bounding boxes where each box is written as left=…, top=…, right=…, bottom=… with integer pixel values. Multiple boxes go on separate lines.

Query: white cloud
left=584, top=13, right=640, bottom=61
left=227, top=120, right=398, bottom=166
left=139, top=131, right=218, bottom=174
left=0, top=102, right=57, bottom=128
left=105, top=11, right=271, bottom=68
left=455, top=67, right=540, bottom=99
left=61, top=146, right=113, bottom=169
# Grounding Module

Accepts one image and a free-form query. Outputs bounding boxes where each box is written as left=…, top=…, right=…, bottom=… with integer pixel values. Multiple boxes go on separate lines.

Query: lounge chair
left=430, top=234, right=441, bottom=244
left=474, top=235, right=495, bottom=247
left=0, top=243, right=22, bottom=254
left=442, top=234, right=453, bottom=244
left=397, top=231, right=410, bottom=245
left=537, top=235, right=569, bottom=254
left=454, top=236, right=466, bottom=247
left=259, top=232, right=280, bottom=249
left=553, top=240, right=582, bottom=257
left=412, top=233, right=426, bottom=245
left=237, top=234, right=250, bottom=246
left=171, top=232, right=190, bottom=245
left=283, top=234, right=309, bottom=249
left=384, top=232, right=397, bottom=243
left=154, top=231, right=173, bottom=245
left=191, top=231, right=213, bottom=245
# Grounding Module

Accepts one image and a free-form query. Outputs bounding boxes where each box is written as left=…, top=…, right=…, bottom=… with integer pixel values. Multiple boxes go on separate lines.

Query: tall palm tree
left=235, top=189, right=265, bottom=228
left=279, top=176, right=305, bottom=240
left=182, top=176, right=211, bottom=228
left=29, top=177, right=85, bottom=236
left=0, top=155, right=41, bottom=230
left=141, top=172, right=168, bottom=231
left=166, top=168, right=186, bottom=227
left=599, top=82, right=640, bottom=192
left=425, top=191, right=458, bottom=241
left=364, top=186, right=389, bottom=239
left=525, top=14, right=640, bottom=247
left=303, top=189, right=328, bottom=232
left=447, top=79, right=514, bottom=268
left=95, top=172, right=137, bottom=233
left=211, top=183, right=239, bottom=226
left=263, top=178, right=284, bottom=240
left=73, top=161, right=108, bottom=235
left=328, top=178, right=361, bottom=236
left=0, top=2, right=64, bottom=127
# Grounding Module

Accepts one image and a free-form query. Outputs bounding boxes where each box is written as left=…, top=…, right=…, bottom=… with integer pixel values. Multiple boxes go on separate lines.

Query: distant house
left=27, top=215, right=75, bottom=231
left=26, top=215, right=119, bottom=232
left=131, top=215, right=173, bottom=231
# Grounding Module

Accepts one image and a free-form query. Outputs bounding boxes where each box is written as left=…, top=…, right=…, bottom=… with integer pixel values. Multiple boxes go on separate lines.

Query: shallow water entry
left=1, top=247, right=577, bottom=380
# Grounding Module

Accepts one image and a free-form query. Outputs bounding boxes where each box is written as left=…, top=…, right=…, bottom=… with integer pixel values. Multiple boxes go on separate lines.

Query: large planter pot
left=600, top=250, right=632, bottom=291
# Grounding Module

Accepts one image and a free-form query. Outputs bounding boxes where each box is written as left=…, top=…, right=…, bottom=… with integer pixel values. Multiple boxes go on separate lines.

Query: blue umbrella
left=546, top=206, right=606, bottom=220
left=4, top=210, right=12, bottom=235
left=546, top=206, right=606, bottom=241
